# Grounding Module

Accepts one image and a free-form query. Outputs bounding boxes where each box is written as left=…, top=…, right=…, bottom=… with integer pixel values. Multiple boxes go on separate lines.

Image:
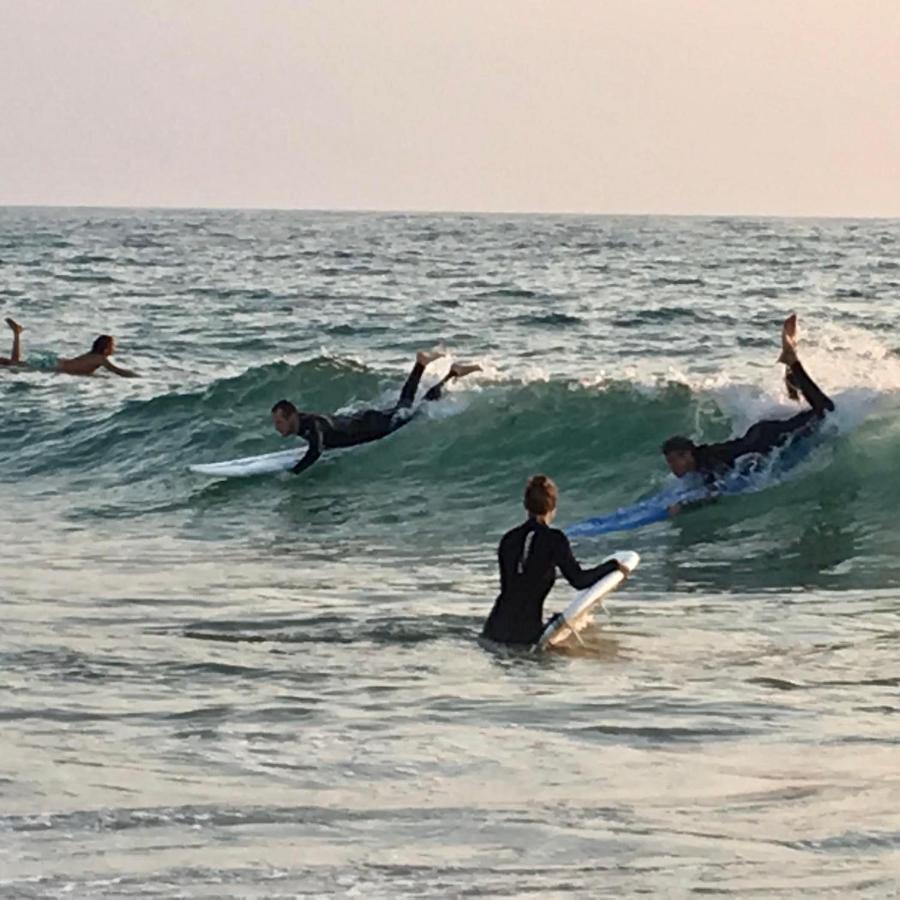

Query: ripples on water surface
left=1, top=208, right=899, bottom=897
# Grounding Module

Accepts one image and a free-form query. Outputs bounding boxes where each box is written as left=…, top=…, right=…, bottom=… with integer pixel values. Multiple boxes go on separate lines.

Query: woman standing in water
left=483, top=474, right=630, bottom=646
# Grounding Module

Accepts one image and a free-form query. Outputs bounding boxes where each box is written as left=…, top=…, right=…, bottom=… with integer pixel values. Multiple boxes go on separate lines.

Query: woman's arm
left=554, top=531, right=626, bottom=589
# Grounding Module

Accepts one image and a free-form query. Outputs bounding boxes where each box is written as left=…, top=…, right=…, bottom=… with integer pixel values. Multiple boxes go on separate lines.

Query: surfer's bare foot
left=416, top=349, right=444, bottom=367
left=5, top=317, right=23, bottom=334
left=778, top=313, right=798, bottom=366
left=449, top=362, right=482, bottom=379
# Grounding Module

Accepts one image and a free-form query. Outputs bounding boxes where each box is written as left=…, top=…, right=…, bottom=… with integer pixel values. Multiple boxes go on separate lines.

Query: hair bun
left=524, top=473, right=558, bottom=516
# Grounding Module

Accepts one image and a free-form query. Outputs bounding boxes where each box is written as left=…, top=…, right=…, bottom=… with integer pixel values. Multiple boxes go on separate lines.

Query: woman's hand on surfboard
left=616, top=561, right=632, bottom=578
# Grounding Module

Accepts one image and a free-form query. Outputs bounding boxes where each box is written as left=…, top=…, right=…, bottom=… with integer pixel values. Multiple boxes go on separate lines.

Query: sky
left=1, top=0, right=899, bottom=216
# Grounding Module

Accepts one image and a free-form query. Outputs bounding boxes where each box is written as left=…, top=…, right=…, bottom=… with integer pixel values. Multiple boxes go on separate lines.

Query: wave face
left=4, top=349, right=900, bottom=590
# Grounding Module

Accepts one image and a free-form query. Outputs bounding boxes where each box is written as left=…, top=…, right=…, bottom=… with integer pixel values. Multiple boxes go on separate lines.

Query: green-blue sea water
left=1, top=208, right=899, bottom=897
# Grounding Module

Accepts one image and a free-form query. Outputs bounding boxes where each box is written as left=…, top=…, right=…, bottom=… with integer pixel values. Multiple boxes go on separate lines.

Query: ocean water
left=1, top=207, right=899, bottom=898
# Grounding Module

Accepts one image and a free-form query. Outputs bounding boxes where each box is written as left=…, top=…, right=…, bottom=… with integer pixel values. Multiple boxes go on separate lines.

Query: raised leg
left=395, top=350, right=444, bottom=410
left=422, top=361, right=482, bottom=402
left=777, top=315, right=833, bottom=416
left=0, top=317, right=24, bottom=365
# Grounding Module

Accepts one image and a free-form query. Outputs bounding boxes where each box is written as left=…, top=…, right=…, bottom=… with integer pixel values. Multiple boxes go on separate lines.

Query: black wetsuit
left=293, top=360, right=451, bottom=474
left=693, top=360, right=834, bottom=479
left=482, top=519, right=620, bottom=646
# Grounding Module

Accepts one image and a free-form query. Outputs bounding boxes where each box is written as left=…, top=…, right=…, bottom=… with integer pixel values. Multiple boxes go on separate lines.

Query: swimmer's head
left=524, top=474, right=558, bottom=522
left=91, top=335, right=115, bottom=356
left=662, top=435, right=697, bottom=477
left=271, top=399, right=300, bottom=436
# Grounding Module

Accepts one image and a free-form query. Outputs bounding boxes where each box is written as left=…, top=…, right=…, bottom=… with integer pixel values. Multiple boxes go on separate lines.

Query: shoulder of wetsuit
left=503, top=520, right=533, bottom=541
left=546, top=526, right=574, bottom=555
left=499, top=523, right=523, bottom=548
left=297, top=413, right=324, bottom=433
left=695, top=442, right=729, bottom=473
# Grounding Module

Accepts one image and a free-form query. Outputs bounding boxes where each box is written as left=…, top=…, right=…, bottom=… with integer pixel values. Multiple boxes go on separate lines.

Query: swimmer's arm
left=102, top=359, right=139, bottom=378
left=668, top=486, right=720, bottom=517
left=292, top=419, right=323, bottom=474
left=555, top=532, right=622, bottom=589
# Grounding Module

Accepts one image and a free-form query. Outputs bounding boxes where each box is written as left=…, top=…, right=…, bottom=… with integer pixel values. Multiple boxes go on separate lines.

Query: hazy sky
left=1, top=0, right=898, bottom=215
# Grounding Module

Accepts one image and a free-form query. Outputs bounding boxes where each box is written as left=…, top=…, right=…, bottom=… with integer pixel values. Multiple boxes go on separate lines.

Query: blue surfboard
left=566, top=435, right=819, bottom=538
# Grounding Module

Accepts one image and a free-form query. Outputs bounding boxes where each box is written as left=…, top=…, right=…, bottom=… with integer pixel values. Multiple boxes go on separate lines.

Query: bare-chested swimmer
left=0, top=317, right=138, bottom=377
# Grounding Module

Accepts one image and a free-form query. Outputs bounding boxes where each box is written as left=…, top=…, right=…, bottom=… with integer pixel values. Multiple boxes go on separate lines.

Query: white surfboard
left=189, top=356, right=454, bottom=478
left=535, top=550, right=640, bottom=651
left=189, top=447, right=307, bottom=477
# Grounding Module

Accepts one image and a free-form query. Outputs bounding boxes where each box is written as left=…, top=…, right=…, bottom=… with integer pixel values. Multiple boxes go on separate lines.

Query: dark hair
left=661, top=435, right=696, bottom=455
left=271, top=399, right=298, bottom=417
left=524, top=474, right=558, bottom=516
left=91, top=335, right=114, bottom=355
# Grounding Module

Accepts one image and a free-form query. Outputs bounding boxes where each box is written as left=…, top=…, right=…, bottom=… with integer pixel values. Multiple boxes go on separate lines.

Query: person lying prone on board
left=661, top=314, right=833, bottom=516
left=482, top=474, right=632, bottom=646
left=0, top=317, right=138, bottom=377
left=271, top=350, right=481, bottom=474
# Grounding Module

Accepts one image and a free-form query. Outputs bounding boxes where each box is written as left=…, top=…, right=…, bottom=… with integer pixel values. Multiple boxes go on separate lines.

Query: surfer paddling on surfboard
left=0, top=317, right=138, bottom=377
left=661, top=314, right=834, bottom=515
left=271, top=351, right=481, bottom=475
left=482, top=475, right=631, bottom=646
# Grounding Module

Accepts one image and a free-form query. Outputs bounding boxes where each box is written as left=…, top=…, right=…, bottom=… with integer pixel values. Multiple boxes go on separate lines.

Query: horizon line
left=0, top=202, right=898, bottom=222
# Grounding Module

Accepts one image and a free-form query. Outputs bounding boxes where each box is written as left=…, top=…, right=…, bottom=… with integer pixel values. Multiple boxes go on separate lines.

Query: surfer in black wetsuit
left=271, top=351, right=481, bottom=474
left=482, top=475, right=632, bottom=646
left=661, top=314, right=834, bottom=513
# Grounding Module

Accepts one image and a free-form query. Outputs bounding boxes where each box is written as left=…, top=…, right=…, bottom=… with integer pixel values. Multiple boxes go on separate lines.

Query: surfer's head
left=662, top=435, right=697, bottom=477
left=524, top=474, right=558, bottom=523
left=271, top=399, right=300, bottom=436
left=91, top=335, right=115, bottom=356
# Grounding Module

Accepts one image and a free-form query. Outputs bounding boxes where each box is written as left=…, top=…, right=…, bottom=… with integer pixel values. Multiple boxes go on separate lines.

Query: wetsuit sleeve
left=292, top=417, right=323, bottom=474
left=552, top=531, right=619, bottom=589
